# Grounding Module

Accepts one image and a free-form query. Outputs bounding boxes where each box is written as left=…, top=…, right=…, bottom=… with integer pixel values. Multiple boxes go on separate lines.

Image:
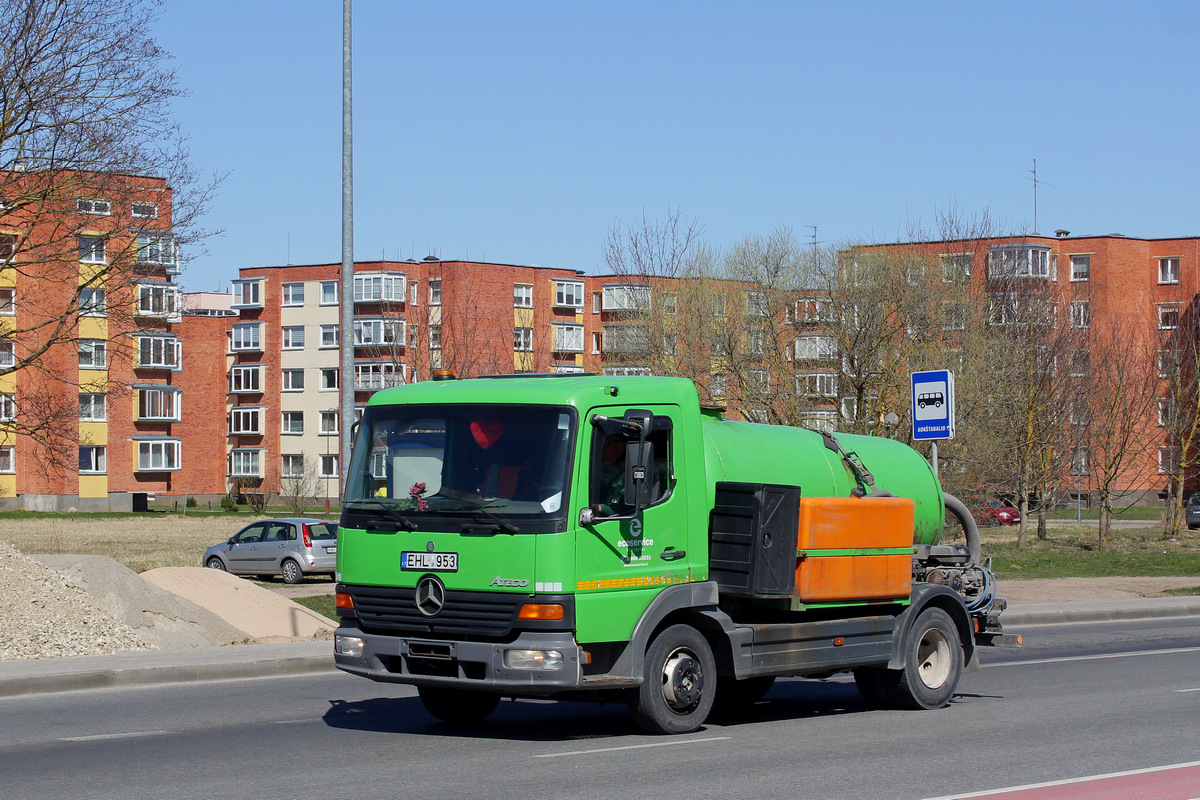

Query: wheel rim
left=659, top=647, right=705, bottom=713
left=283, top=562, right=298, bottom=581
left=207, top=559, right=223, bottom=570
left=915, top=627, right=952, bottom=689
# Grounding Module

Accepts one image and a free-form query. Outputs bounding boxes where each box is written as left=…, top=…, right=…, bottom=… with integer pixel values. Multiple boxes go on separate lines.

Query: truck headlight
left=504, top=649, right=564, bottom=670
left=334, top=635, right=365, bottom=657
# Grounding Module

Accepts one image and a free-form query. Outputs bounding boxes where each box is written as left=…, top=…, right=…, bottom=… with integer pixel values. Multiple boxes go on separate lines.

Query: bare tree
left=1157, top=290, right=1200, bottom=539
left=0, top=0, right=216, bottom=450
left=279, top=454, right=320, bottom=515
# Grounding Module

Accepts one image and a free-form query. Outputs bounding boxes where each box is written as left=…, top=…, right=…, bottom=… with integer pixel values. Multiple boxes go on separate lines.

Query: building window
left=79, top=287, right=106, bottom=316
left=802, top=411, right=838, bottom=433
left=137, top=284, right=181, bottom=319
left=602, top=284, right=652, bottom=312
left=514, top=327, right=533, bottom=352
left=1069, top=301, right=1090, bottom=329
left=1159, top=304, right=1181, bottom=330
left=320, top=281, right=338, bottom=305
left=354, top=362, right=402, bottom=391
left=229, top=407, right=262, bottom=435
left=1159, top=446, right=1177, bottom=475
left=552, top=323, right=584, bottom=352
left=282, top=369, right=304, bottom=391
left=1070, top=255, right=1090, bottom=282
left=0, top=233, right=14, bottom=261
left=79, top=340, right=107, bottom=369
left=281, top=454, right=305, bottom=479
left=138, top=387, right=180, bottom=421
left=320, top=454, right=339, bottom=478
left=0, top=287, right=13, bottom=315
left=798, top=372, right=838, bottom=397
left=319, top=410, right=339, bottom=435
left=79, top=393, right=106, bottom=421
left=137, top=439, right=181, bottom=472
left=0, top=341, right=13, bottom=367
left=282, top=326, right=305, bottom=350
left=353, top=319, right=404, bottom=346
left=138, top=335, right=181, bottom=369
left=409, top=280, right=419, bottom=306
left=0, top=445, right=13, bottom=473
left=591, top=331, right=601, bottom=354
left=353, top=273, right=405, bottom=303
left=662, top=293, right=678, bottom=314
left=988, top=245, right=1053, bottom=279
left=554, top=281, right=584, bottom=308
left=320, top=325, right=339, bottom=348
left=137, top=233, right=177, bottom=270
left=79, top=446, right=106, bottom=474
left=1159, top=257, right=1180, bottom=285
left=321, top=368, right=338, bottom=391
left=747, top=367, right=770, bottom=393
left=1159, top=399, right=1172, bottom=427
left=515, top=284, right=533, bottom=308
left=592, top=291, right=602, bottom=314
left=745, top=291, right=769, bottom=317
left=428, top=279, right=442, bottom=305
left=229, top=449, right=261, bottom=478
left=0, top=393, right=15, bottom=421
left=941, top=253, right=973, bottom=284
left=603, top=324, right=649, bottom=356
left=429, top=325, right=442, bottom=350
left=131, top=202, right=158, bottom=219
left=78, top=236, right=106, bottom=264
left=230, top=323, right=262, bottom=351
left=229, top=365, right=262, bottom=394
left=792, top=335, right=838, bottom=360
left=231, top=280, right=261, bottom=307
left=282, top=411, right=303, bottom=434
left=942, top=302, right=967, bottom=331
left=281, top=283, right=305, bottom=306
left=711, top=295, right=727, bottom=317
left=710, top=374, right=726, bottom=398
left=77, top=199, right=111, bottom=215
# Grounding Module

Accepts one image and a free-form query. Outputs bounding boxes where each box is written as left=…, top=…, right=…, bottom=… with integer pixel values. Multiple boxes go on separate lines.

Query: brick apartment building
left=0, top=170, right=186, bottom=510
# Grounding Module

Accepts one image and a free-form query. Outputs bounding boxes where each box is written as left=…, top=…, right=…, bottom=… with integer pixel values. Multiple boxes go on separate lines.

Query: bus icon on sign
left=917, top=391, right=944, bottom=409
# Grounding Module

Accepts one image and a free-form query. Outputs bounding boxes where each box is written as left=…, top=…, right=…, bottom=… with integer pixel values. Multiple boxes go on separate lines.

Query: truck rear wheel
left=890, top=607, right=962, bottom=709
left=629, top=624, right=716, bottom=734
left=417, top=686, right=500, bottom=724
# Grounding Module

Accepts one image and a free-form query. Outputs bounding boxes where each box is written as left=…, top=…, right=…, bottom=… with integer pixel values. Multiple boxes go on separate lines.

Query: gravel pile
left=0, top=539, right=154, bottom=661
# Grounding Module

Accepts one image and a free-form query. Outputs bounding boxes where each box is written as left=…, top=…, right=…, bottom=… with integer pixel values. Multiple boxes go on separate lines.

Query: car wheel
left=280, top=559, right=304, bottom=584
left=417, top=687, right=500, bottom=724
left=629, top=623, right=716, bottom=734
left=206, top=557, right=226, bottom=571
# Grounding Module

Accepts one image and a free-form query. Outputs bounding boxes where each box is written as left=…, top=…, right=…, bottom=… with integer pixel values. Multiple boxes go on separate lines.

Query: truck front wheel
left=629, top=624, right=716, bottom=734
left=417, top=687, right=500, bottom=724
left=890, top=607, right=963, bottom=709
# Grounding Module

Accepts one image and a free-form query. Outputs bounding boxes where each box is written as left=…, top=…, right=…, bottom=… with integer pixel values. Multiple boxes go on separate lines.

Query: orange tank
left=794, top=496, right=915, bottom=603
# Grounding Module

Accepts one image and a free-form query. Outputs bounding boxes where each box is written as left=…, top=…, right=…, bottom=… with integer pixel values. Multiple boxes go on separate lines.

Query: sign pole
left=930, top=441, right=938, bottom=480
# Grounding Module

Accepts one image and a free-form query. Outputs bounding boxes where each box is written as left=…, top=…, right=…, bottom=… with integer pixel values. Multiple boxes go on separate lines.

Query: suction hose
left=942, top=492, right=982, bottom=565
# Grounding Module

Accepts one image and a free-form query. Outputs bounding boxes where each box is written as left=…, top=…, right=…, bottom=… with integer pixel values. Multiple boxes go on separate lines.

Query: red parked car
left=965, top=496, right=1021, bottom=526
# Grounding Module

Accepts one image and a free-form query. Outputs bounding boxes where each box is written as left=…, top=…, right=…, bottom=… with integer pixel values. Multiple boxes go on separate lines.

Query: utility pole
left=339, top=0, right=354, bottom=500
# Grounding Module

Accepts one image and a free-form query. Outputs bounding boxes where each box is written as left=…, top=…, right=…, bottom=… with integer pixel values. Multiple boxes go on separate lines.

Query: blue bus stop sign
left=911, top=370, right=955, bottom=441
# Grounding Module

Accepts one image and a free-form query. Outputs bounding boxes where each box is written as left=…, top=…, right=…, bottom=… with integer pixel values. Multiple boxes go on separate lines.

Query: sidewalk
left=3, top=597, right=1200, bottom=699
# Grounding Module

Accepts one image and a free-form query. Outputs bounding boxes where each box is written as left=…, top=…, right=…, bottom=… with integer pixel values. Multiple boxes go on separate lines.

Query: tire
left=417, top=686, right=500, bottom=724
left=714, top=676, right=775, bottom=711
left=853, top=667, right=897, bottom=709
left=889, top=607, right=963, bottom=710
left=280, top=559, right=304, bottom=584
left=629, top=624, right=716, bottom=734
left=206, top=557, right=226, bottom=571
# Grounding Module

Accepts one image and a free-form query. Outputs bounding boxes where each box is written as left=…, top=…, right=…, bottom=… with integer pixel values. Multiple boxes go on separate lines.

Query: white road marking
left=1174, top=687, right=1200, bottom=693
left=534, top=736, right=730, bottom=758
left=60, top=730, right=168, bottom=742
left=922, top=759, right=1200, bottom=799
left=986, top=646, right=1200, bottom=667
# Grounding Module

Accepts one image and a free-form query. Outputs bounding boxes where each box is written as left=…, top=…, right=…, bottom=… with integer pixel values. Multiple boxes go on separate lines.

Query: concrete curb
left=0, top=640, right=336, bottom=699
left=3, top=598, right=1199, bottom=698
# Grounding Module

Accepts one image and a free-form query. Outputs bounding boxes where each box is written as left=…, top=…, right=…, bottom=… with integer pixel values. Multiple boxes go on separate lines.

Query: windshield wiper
left=438, top=501, right=520, bottom=534
left=346, top=499, right=417, bottom=531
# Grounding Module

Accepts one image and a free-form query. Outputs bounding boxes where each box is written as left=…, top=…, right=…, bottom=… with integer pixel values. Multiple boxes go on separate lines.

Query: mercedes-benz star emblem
left=415, top=575, right=446, bottom=617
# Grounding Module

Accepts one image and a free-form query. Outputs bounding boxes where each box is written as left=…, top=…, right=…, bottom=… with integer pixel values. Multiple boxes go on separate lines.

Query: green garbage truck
left=332, top=373, right=1018, bottom=733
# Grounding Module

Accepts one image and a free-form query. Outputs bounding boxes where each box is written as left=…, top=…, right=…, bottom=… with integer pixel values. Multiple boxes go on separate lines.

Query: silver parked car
left=203, top=518, right=338, bottom=584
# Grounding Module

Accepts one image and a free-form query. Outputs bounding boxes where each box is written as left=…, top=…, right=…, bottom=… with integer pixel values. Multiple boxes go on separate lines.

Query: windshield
left=345, top=403, right=576, bottom=533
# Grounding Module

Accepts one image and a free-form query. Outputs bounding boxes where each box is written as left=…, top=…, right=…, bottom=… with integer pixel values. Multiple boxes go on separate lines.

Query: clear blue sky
left=154, top=1, right=1200, bottom=292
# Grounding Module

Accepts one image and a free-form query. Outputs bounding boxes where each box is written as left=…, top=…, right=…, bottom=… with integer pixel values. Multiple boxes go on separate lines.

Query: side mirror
left=625, top=442, right=653, bottom=511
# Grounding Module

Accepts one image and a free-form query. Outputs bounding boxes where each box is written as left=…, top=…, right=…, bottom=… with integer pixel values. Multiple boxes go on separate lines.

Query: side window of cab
left=588, top=413, right=674, bottom=517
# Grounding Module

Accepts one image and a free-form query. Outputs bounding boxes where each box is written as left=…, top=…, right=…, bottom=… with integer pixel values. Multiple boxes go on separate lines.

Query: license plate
left=324, top=546, right=337, bottom=554
left=401, top=551, right=458, bottom=572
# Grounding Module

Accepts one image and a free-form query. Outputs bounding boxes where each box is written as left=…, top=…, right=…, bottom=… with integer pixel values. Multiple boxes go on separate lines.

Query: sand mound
left=141, top=567, right=336, bottom=642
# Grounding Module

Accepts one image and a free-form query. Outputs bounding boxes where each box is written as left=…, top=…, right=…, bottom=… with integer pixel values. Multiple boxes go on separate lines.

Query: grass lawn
left=293, top=595, right=338, bottom=621
left=980, top=525, right=1200, bottom=580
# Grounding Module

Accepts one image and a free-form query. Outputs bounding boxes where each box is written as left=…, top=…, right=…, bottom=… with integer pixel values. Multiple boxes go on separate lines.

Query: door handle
left=660, top=548, right=686, bottom=561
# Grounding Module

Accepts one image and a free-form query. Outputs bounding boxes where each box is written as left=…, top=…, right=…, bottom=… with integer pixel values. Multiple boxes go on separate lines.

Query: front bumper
left=334, top=626, right=584, bottom=692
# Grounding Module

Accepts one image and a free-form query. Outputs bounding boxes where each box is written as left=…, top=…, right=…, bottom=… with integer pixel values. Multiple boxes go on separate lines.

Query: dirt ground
left=995, top=576, right=1200, bottom=605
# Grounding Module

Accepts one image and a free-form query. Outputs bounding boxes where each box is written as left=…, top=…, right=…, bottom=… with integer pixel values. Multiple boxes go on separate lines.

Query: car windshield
left=345, top=403, right=576, bottom=530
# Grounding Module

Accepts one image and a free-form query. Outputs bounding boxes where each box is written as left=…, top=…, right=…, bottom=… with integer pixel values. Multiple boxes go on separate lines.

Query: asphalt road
left=1, top=617, right=1197, bottom=800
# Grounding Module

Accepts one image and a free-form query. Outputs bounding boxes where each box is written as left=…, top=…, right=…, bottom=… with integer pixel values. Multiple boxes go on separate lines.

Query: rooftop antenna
left=1029, top=159, right=1038, bottom=234
left=807, top=225, right=819, bottom=247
